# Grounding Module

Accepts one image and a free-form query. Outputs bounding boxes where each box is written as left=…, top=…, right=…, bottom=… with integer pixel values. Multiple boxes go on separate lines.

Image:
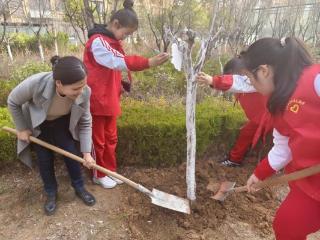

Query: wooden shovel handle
left=234, top=164, right=320, bottom=193
left=2, top=126, right=142, bottom=191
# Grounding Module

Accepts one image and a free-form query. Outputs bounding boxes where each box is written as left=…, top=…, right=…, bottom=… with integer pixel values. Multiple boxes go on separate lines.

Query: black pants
left=33, top=114, right=84, bottom=196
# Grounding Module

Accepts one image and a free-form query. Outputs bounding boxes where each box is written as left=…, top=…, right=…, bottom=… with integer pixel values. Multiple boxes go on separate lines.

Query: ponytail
left=110, top=0, right=138, bottom=29
left=50, top=56, right=87, bottom=85
left=242, top=37, right=313, bottom=115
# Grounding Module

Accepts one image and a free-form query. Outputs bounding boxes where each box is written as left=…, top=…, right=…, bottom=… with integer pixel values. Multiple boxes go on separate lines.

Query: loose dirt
left=1, top=154, right=319, bottom=240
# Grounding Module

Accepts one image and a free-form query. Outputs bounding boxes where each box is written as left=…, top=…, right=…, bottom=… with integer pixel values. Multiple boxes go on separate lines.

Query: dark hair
left=223, top=57, right=246, bottom=75
left=50, top=56, right=87, bottom=85
left=110, top=0, right=138, bottom=29
left=242, top=37, right=313, bottom=115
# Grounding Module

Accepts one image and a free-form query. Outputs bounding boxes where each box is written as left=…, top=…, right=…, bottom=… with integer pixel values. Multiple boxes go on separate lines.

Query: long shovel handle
left=2, top=126, right=151, bottom=195
left=233, top=164, right=320, bottom=193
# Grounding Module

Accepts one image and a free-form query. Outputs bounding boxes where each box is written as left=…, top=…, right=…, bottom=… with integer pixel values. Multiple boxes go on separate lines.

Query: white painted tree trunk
left=54, top=39, right=59, bottom=56
left=54, top=28, right=59, bottom=56
left=38, top=42, right=45, bottom=62
left=184, top=47, right=197, bottom=201
left=166, top=2, right=222, bottom=202
left=186, top=76, right=197, bottom=201
left=7, top=44, right=13, bottom=62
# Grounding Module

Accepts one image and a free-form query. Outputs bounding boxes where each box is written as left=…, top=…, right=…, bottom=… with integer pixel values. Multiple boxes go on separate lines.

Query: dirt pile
left=121, top=155, right=281, bottom=240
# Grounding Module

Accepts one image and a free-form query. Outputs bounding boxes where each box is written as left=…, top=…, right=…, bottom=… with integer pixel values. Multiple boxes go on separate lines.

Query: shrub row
left=0, top=62, right=51, bottom=107
left=116, top=97, right=245, bottom=167
left=0, top=98, right=245, bottom=167
left=0, top=108, right=16, bottom=164
left=1, top=32, right=69, bottom=54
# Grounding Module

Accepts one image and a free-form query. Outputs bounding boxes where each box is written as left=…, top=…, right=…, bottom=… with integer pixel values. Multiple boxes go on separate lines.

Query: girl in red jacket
left=244, top=37, right=320, bottom=240
left=83, top=0, right=169, bottom=189
left=197, top=58, right=271, bottom=167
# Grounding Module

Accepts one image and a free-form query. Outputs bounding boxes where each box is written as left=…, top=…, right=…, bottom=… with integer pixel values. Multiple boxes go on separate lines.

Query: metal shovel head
left=211, top=181, right=236, bottom=201
left=151, top=188, right=191, bottom=214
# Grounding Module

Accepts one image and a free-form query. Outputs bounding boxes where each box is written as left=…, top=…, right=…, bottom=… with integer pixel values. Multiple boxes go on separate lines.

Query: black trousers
left=33, top=114, right=84, bottom=196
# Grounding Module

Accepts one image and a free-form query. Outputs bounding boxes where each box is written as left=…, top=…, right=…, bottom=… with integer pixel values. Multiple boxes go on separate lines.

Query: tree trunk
left=54, top=28, right=59, bottom=55
left=7, top=43, right=13, bottom=62
left=38, top=40, right=45, bottom=62
left=83, top=0, right=95, bottom=30
left=184, top=46, right=197, bottom=201
left=0, top=14, right=7, bottom=46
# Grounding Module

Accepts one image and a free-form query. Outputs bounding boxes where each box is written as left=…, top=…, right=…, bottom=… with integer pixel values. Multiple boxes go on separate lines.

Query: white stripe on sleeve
left=268, top=128, right=292, bottom=171
left=91, top=37, right=128, bottom=70
left=228, top=75, right=257, bottom=93
left=314, top=74, right=320, bottom=97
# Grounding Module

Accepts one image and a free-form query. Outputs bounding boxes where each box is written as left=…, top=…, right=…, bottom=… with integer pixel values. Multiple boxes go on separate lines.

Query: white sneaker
left=109, top=175, right=124, bottom=185
left=93, top=176, right=117, bottom=189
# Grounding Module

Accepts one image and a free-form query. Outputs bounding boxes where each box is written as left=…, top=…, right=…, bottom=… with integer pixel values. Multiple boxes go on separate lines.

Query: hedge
left=2, top=32, right=69, bottom=54
left=116, top=97, right=245, bottom=167
left=0, top=62, right=51, bottom=107
left=0, top=98, right=245, bottom=166
left=0, top=108, right=16, bottom=164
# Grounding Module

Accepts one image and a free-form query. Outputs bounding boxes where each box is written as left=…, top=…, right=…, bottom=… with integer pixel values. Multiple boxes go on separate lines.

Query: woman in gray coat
left=7, top=56, right=96, bottom=215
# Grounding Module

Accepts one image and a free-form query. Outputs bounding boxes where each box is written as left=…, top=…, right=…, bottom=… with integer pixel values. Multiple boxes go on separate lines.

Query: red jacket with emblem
left=254, top=64, right=320, bottom=201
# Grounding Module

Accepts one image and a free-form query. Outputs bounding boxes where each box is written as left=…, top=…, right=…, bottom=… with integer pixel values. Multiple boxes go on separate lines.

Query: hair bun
left=123, top=0, right=134, bottom=9
left=50, top=55, right=60, bottom=67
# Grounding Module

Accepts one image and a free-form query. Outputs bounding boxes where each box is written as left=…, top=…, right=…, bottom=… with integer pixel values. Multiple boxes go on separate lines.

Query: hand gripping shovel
left=3, top=126, right=191, bottom=214
left=212, top=163, right=320, bottom=201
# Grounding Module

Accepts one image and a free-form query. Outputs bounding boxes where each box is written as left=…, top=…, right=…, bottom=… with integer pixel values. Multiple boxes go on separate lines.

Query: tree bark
left=83, top=0, right=94, bottom=30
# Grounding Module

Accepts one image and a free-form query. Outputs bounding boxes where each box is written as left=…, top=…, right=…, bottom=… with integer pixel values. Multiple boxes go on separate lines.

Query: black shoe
left=220, top=155, right=241, bottom=167
left=220, top=159, right=241, bottom=167
left=44, top=194, right=57, bottom=216
left=75, top=188, right=96, bottom=206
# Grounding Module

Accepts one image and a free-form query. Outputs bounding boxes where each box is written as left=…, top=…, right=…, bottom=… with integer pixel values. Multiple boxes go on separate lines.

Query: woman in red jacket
left=83, top=0, right=169, bottom=189
left=197, top=58, right=271, bottom=167
left=244, top=37, right=320, bottom=240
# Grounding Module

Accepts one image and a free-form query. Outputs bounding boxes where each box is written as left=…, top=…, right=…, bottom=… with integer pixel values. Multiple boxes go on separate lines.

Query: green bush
left=132, top=62, right=186, bottom=99
left=5, top=32, right=69, bottom=53
left=0, top=97, right=246, bottom=167
left=68, top=44, right=81, bottom=53
left=0, top=79, right=14, bottom=107
left=117, top=97, right=245, bottom=167
left=0, top=62, right=51, bottom=107
left=131, top=56, right=232, bottom=100
left=9, top=62, right=51, bottom=83
left=0, top=108, right=16, bottom=164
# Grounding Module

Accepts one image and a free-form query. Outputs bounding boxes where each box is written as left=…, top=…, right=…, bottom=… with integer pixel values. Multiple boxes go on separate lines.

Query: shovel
left=2, top=126, right=191, bottom=214
left=212, top=163, right=320, bottom=201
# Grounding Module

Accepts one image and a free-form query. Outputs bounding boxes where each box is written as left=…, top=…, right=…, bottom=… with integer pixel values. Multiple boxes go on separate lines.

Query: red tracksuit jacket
left=254, top=64, right=320, bottom=201
left=212, top=74, right=272, bottom=144
left=83, top=33, right=149, bottom=116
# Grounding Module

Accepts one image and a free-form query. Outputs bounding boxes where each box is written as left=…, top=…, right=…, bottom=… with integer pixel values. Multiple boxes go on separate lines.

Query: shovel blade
left=211, top=181, right=236, bottom=201
left=151, top=188, right=191, bottom=214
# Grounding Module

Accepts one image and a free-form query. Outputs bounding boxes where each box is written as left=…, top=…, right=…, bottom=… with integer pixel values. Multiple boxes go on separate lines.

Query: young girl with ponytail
left=243, top=37, right=320, bottom=240
left=84, top=0, right=169, bottom=189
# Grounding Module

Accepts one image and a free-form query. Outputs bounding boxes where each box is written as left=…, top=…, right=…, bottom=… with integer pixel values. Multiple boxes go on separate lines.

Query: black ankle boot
left=75, top=188, right=96, bottom=206
left=44, top=194, right=57, bottom=216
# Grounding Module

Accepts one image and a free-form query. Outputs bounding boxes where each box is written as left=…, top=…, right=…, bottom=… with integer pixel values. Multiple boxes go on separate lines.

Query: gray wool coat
left=7, top=72, right=92, bottom=168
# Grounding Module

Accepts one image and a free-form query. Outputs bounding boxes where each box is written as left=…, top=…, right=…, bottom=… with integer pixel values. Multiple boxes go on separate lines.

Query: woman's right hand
left=148, top=53, right=170, bottom=67
left=17, top=129, right=32, bottom=143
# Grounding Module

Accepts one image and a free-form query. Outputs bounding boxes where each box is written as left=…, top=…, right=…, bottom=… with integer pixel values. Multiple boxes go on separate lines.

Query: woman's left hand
left=82, top=153, right=96, bottom=169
